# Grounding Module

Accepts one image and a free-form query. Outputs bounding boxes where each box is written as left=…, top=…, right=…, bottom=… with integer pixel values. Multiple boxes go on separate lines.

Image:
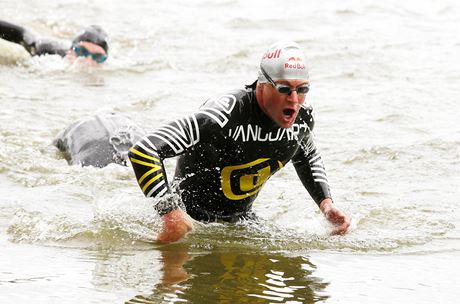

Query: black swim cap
left=72, top=25, right=108, bottom=53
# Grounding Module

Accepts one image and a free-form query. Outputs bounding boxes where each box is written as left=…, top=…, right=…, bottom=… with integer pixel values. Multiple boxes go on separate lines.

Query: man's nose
left=287, top=90, right=299, bottom=103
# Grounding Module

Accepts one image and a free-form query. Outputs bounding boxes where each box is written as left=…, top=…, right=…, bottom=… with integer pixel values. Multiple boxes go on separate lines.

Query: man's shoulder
left=201, top=87, right=249, bottom=108
left=196, top=87, right=252, bottom=128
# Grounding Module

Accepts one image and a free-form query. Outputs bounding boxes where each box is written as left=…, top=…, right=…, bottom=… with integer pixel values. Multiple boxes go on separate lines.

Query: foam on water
left=5, top=182, right=455, bottom=254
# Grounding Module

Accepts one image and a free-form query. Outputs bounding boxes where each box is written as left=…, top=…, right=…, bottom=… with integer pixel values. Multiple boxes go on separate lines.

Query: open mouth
left=283, top=108, right=295, bottom=119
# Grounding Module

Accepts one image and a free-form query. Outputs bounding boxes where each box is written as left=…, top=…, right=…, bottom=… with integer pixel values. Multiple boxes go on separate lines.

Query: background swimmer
left=53, top=114, right=145, bottom=168
left=0, top=20, right=108, bottom=64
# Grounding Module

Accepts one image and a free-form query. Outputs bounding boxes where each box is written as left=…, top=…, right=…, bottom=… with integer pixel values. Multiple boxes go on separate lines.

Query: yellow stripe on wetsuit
left=129, top=148, right=160, bottom=163
left=129, top=148, right=165, bottom=195
left=141, top=172, right=164, bottom=192
left=138, top=166, right=162, bottom=184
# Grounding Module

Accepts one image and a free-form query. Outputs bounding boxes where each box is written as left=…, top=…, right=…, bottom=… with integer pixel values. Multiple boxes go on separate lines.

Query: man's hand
left=320, top=198, right=351, bottom=235
left=157, top=208, right=193, bottom=243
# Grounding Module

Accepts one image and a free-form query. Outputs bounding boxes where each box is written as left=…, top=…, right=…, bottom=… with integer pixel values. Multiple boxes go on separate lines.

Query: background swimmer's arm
left=0, top=20, right=67, bottom=56
left=0, top=20, right=37, bottom=55
left=0, top=20, right=26, bottom=44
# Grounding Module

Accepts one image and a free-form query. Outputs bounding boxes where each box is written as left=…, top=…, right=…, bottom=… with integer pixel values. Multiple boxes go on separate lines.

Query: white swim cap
left=258, top=40, right=309, bottom=83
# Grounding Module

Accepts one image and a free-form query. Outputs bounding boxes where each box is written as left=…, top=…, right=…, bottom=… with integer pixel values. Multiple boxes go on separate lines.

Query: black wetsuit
left=54, top=114, right=144, bottom=168
left=129, top=82, right=331, bottom=222
left=0, top=20, right=68, bottom=56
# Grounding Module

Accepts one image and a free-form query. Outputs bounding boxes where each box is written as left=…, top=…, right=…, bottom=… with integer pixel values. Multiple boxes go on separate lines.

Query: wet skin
left=257, top=79, right=309, bottom=129
left=65, top=41, right=107, bottom=65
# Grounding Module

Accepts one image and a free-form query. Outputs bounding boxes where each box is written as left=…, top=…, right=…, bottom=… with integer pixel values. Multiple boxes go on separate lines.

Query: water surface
left=1, top=0, right=459, bottom=303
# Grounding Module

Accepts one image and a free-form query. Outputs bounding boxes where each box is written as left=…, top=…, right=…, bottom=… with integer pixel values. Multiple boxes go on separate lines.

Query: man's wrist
left=319, top=198, right=333, bottom=213
left=154, top=196, right=179, bottom=216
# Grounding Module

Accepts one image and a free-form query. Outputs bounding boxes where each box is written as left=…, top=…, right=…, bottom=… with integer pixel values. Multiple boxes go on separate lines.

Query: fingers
left=157, top=233, right=180, bottom=243
left=157, top=232, right=184, bottom=243
left=156, top=210, right=194, bottom=243
left=156, top=223, right=191, bottom=243
left=330, top=221, right=350, bottom=235
left=326, top=207, right=351, bottom=235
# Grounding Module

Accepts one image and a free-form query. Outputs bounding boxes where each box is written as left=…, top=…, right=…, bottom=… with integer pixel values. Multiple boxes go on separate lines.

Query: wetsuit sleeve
left=292, top=129, right=332, bottom=207
left=128, top=93, right=238, bottom=215
left=0, top=20, right=26, bottom=44
left=0, top=20, right=39, bottom=55
left=0, top=20, right=67, bottom=56
left=128, top=114, right=204, bottom=215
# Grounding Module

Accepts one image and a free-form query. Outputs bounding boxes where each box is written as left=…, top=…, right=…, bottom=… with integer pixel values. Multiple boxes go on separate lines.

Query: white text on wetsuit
left=228, top=123, right=309, bottom=142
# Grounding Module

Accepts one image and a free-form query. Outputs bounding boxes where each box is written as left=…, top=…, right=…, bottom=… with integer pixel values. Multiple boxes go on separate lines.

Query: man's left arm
left=0, top=20, right=67, bottom=57
left=319, top=198, right=350, bottom=235
left=292, top=133, right=351, bottom=235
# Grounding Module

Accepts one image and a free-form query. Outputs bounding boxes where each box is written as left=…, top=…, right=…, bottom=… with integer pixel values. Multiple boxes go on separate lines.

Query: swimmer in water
left=53, top=114, right=145, bottom=168
left=0, top=20, right=108, bottom=64
left=128, top=40, right=351, bottom=243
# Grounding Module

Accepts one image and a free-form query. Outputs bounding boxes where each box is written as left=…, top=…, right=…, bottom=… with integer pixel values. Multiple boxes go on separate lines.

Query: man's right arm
left=0, top=20, right=26, bottom=44
left=129, top=94, right=238, bottom=241
left=129, top=112, right=210, bottom=204
left=1, top=20, right=67, bottom=57
left=128, top=115, right=203, bottom=242
left=128, top=138, right=170, bottom=207
left=0, top=20, right=36, bottom=55
left=129, top=136, right=194, bottom=242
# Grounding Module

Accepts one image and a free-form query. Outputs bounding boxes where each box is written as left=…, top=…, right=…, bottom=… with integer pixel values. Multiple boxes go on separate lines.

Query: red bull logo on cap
left=262, top=49, right=282, bottom=60
left=258, top=41, right=309, bottom=82
left=285, top=56, right=305, bottom=70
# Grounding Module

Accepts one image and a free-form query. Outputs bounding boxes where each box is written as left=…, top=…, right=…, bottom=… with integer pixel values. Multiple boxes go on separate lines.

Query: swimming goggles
left=260, top=66, right=309, bottom=95
left=71, top=44, right=108, bottom=63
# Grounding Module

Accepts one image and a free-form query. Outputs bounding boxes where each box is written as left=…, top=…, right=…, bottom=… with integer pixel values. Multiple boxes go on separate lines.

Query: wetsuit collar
left=245, top=80, right=258, bottom=90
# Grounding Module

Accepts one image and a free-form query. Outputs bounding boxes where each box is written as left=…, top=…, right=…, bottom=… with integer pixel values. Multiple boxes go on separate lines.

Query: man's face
left=67, top=41, right=107, bottom=65
left=259, top=79, right=308, bottom=128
